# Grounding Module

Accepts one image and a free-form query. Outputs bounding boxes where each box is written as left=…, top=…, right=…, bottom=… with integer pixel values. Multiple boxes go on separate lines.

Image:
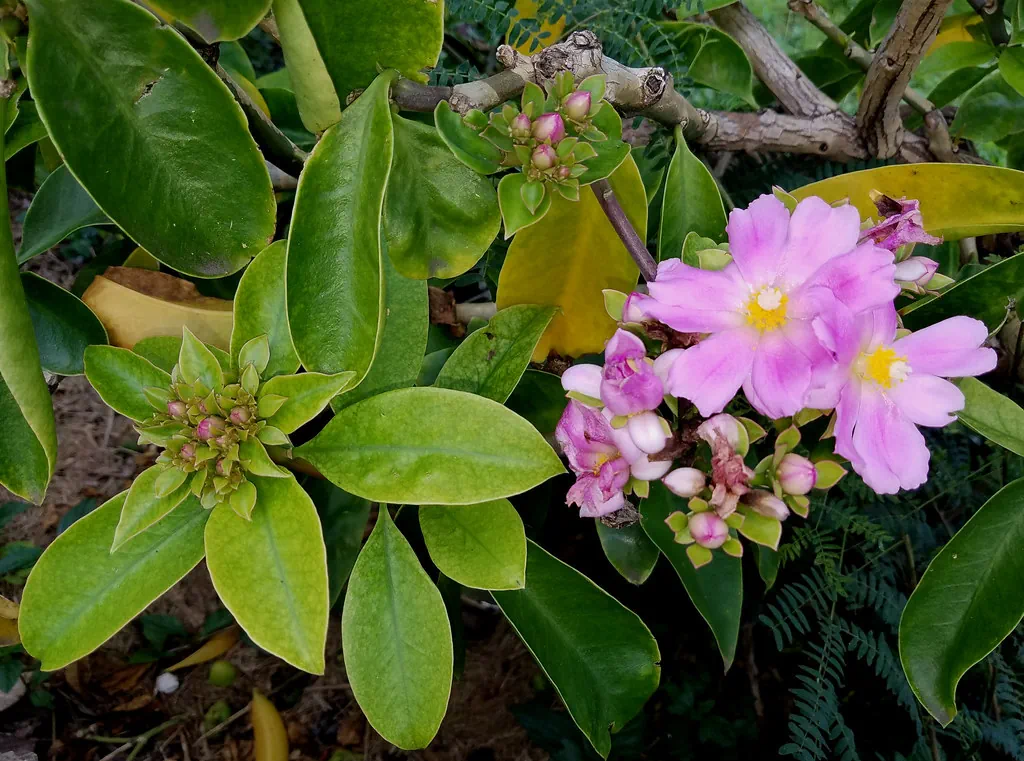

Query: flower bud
left=894, top=257, right=939, bottom=288
left=531, top=144, right=557, bottom=170
left=196, top=416, right=225, bottom=441
left=215, top=434, right=231, bottom=448
left=629, top=456, right=672, bottom=482
left=663, top=467, right=706, bottom=498
left=688, top=511, right=729, bottom=549
left=197, top=400, right=208, bottom=414
left=215, top=459, right=229, bottom=477
left=743, top=490, right=790, bottom=520
left=626, top=411, right=669, bottom=454
left=167, top=400, right=187, bottom=418
left=229, top=406, right=251, bottom=425
left=563, top=90, right=592, bottom=121
left=697, top=413, right=742, bottom=449
left=776, top=453, right=816, bottom=495
left=179, top=443, right=196, bottom=460
left=510, top=113, right=532, bottom=138
left=531, top=112, right=565, bottom=144
left=556, top=165, right=571, bottom=180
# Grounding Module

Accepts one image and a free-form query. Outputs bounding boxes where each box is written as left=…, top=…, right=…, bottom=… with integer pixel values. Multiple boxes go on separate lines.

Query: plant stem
left=590, top=179, right=658, bottom=283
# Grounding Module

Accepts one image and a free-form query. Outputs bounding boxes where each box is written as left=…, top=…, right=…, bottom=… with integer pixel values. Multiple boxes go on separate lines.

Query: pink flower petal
left=561, top=364, right=603, bottom=399
left=646, top=260, right=747, bottom=333
left=725, top=194, right=790, bottom=287
left=604, top=328, right=646, bottom=362
left=630, top=457, right=673, bottom=481
left=665, top=328, right=758, bottom=416
left=851, top=387, right=930, bottom=494
left=833, top=379, right=863, bottom=467
left=777, top=197, right=862, bottom=288
left=887, top=374, right=965, bottom=427
left=653, top=348, right=684, bottom=387
left=743, top=322, right=816, bottom=419
left=893, top=316, right=996, bottom=378
left=799, top=242, right=898, bottom=315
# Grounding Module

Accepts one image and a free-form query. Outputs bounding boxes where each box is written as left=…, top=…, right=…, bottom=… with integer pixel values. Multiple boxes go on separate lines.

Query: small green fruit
left=204, top=699, right=232, bottom=731
left=208, top=659, right=237, bottom=688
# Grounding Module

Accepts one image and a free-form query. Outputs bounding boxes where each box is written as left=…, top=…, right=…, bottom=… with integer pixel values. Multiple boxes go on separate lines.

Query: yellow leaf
left=0, top=617, right=19, bottom=647
left=792, top=164, right=1024, bottom=240
left=252, top=689, right=289, bottom=761
left=166, top=625, right=239, bottom=672
left=929, top=12, right=983, bottom=51
left=0, top=594, right=17, bottom=619
left=82, top=267, right=233, bottom=350
left=508, top=0, right=566, bottom=53
left=497, top=156, right=647, bottom=360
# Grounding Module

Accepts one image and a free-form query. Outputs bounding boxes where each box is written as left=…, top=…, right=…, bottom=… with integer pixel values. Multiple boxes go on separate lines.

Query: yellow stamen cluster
left=746, top=288, right=788, bottom=332
left=859, top=346, right=911, bottom=389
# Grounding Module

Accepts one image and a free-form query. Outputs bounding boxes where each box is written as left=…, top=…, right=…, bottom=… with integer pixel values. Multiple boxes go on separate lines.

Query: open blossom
left=635, top=195, right=899, bottom=419
left=811, top=303, right=996, bottom=494
left=860, top=194, right=942, bottom=252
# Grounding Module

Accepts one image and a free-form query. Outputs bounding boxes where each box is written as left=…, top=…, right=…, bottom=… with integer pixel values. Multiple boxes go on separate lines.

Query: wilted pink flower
left=697, top=413, right=743, bottom=450
left=688, top=511, right=729, bottom=549
left=859, top=195, right=942, bottom=252
left=510, top=113, right=532, bottom=138
left=894, top=257, right=939, bottom=289
left=777, top=453, right=816, bottom=495
left=663, top=467, right=706, bottom=498
left=531, top=144, right=556, bottom=170
left=635, top=195, right=899, bottom=419
left=531, top=112, right=565, bottom=143
left=563, top=91, right=592, bottom=121
left=812, top=303, right=995, bottom=494
left=167, top=400, right=187, bottom=418
left=700, top=415, right=753, bottom=518
left=742, top=490, right=790, bottom=520
left=196, top=416, right=225, bottom=441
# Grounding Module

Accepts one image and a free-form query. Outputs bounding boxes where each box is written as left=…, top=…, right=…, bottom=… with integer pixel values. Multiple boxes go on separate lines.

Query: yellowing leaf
left=929, top=12, right=984, bottom=51
left=497, top=156, right=647, bottom=360
left=81, top=267, right=233, bottom=350
left=167, top=625, right=239, bottom=671
left=252, top=689, right=289, bottom=761
left=0, top=595, right=18, bottom=619
left=0, top=617, right=19, bottom=647
left=508, top=0, right=565, bottom=53
left=792, top=164, right=1024, bottom=240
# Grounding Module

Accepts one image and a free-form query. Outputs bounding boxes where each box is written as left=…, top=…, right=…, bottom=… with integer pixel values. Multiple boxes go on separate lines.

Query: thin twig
left=590, top=179, right=658, bottom=282
left=966, top=0, right=1010, bottom=45
left=95, top=718, right=184, bottom=761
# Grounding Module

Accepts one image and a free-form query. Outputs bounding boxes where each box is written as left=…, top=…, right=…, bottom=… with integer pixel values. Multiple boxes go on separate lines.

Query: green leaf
left=296, top=387, right=565, bottom=505
left=756, top=545, right=780, bottom=589
left=955, top=377, right=1024, bottom=457
left=385, top=114, right=501, bottom=280
left=287, top=71, right=393, bottom=379
left=219, top=41, right=257, bottom=82
left=258, top=371, right=356, bottom=433
left=304, top=478, right=371, bottom=606
left=297, top=0, right=443, bottom=101
left=659, top=126, right=727, bottom=261
left=84, top=346, right=172, bottom=422
left=927, top=65, right=993, bottom=109
left=272, top=0, right=341, bottom=133
left=491, top=542, right=661, bottom=758
left=433, top=101, right=504, bottom=175
left=662, top=22, right=756, bottom=104
left=870, top=0, right=901, bottom=46
left=675, top=0, right=737, bottom=17
left=113, top=465, right=193, bottom=550
left=951, top=70, right=1024, bottom=143
left=332, top=253, right=427, bottom=411
left=17, top=165, right=110, bottom=264
left=899, top=478, right=1024, bottom=725
left=498, top=173, right=553, bottom=238
left=178, top=327, right=224, bottom=389
left=1002, top=47, right=1024, bottom=97
left=21, top=273, right=107, bottom=376
left=19, top=491, right=208, bottom=670
left=419, top=500, right=527, bottom=590
left=505, top=369, right=567, bottom=435
left=238, top=437, right=289, bottom=478
left=230, top=241, right=300, bottom=379
left=574, top=104, right=631, bottom=186
left=434, top=305, right=557, bottom=404
left=25, top=0, right=275, bottom=277
left=4, top=101, right=48, bottom=160
left=342, top=508, right=452, bottom=749
left=146, top=0, right=271, bottom=41
left=918, top=41, right=996, bottom=78
left=205, top=475, right=328, bottom=674
left=902, top=252, right=1024, bottom=330
left=640, top=482, right=742, bottom=669
left=133, top=336, right=231, bottom=375
left=596, top=521, right=660, bottom=585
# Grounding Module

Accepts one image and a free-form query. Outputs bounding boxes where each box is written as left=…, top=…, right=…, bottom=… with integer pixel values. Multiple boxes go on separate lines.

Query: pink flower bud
left=556, top=165, right=571, bottom=180
left=531, top=144, right=557, bottom=170
left=563, top=90, right=592, bottom=121
left=697, top=413, right=743, bottom=450
left=215, top=459, right=228, bottom=476
left=215, top=434, right=231, bottom=448
left=510, top=113, right=532, bottom=138
left=179, top=443, right=196, bottom=460
left=663, top=467, right=706, bottom=498
left=229, top=406, right=250, bottom=425
left=629, top=456, right=672, bottom=482
left=196, top=416, right=225, bottom=441
left=167, top=400, right=187, bottom=418
left=743, top=490, right=790, bottom=520
left=776, top=453, right=816, bottom=496
left=531, top=112, right=565, bottom=144
left=894, top=257, right=939, bottom=288
left=197, top=401, right=208, bottom=414
left=688, top=511, right=729, bottom=549
left=626, top=411, right=669, bottom=454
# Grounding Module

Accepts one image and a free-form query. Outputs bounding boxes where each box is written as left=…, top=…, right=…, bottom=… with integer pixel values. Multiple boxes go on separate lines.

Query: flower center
left=857, top=346, right=911, bottom=388
left=746, top=287, right=788, bottom=332
left=592, top=453, right=611, bottom=475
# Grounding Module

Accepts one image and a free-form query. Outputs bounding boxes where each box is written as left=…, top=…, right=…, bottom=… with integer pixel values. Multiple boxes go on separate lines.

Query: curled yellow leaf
left=929, top=12, right=983, bottom=51
left=252, top=689, right=289, bottom=761
left=166, top=625, right=239, bottom=672
left=82, top=266, right=233, bottom=350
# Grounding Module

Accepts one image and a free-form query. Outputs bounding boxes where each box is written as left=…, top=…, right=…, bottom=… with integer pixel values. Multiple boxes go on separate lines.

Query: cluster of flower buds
left=136, top=334, right=290, bottom=519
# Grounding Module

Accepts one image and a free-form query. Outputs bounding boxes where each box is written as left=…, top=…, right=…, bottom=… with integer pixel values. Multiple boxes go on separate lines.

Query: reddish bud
left=556, top=165, right=571, bottom=180
left=688, top=511, right=729, bottom=549
left=510, top=113, right=532, bottom=138
left=197, top=416, right=225, bottom=441
left=531, top=112, right=565, bottom=144
left=531, top=144, right=557, bottom=170
left=230, top=406, right=250, bottom=425
left=563, top=90, right=592, bottom=121
left=167, top=400, right=187, bottom=417
left=179, top=443, right=196, bottom=460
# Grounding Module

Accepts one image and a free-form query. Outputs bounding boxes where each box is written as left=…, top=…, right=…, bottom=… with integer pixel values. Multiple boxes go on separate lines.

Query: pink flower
left=859, top=195, right=942, bottom=252
left=635, top=195, right=899, bottom=419
left=813, top=304, right=995, bottom=494
left=699, top=414, right=752, bottom=518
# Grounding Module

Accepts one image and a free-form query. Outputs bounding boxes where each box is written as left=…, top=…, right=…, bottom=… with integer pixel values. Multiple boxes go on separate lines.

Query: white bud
left=627, top=411, right=670, bottom=454
left=663, top=467, right=706, bottom=498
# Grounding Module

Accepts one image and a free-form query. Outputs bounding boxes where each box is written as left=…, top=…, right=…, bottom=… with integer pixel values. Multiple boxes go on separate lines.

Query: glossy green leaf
left=133, top=335, right=231, bottom=375
left=205, top=475, right=328, bottom=674
left=297, top=387, right=564, bottom=505
left=596, top=521, right=660, bottom=586
left=756, top=546, right=780, bottom=589
left=5, top=101, right=48, bottom=160
left=147, top=0, right=271, bottom=41
left=297, top=0, right=443, bottom=101
left=955, top=377, right=1024, bottom=457
left=419, top=500, right=527, bottom=590
left=951, top=71, right=1024, bottom=143
left=900, top=478, right=1024, bottom=725
left=662, top=22, right=755, bottom=104
left=498, top=173, right=552, bottom=238
left=575, top=104, right=631, bottom=186
left=492, top=542, right=661, bottom=758
left=902, top=252, right=1024, bottom=330
left=260, top=86, right=316, bottom=150
left=273, top=0, right=341, bottom=133
left=869, top=0, right=901, bottom=47
left=918, top=41, right=995, bottom=77
left=219, top=41, right=257, bottom=81
left=113, top=465, right=192, bottom=550
left=304, top=478, right=370, bottom=606
left=230, top=241, right=300, bottom=379
left=258, top=371, right=355, bottom=433
left=287, top=71, right=393, bottom=379
left=332, top=254, right=428, bottom=411
left=18, top=165, right=110, bottom=264
left=342, top=508, right=452, bottom=749
left=434, top=100, right=504, bottom=175
left=21, top=273, right=107, bottom=376
left=505, top=369, right=567, bottom=435
left=178, top=327, right=223, bottom=389
left=385, top=114, right=501, bottom=279
left=659, top=126, right=727, bottom=261
left=675, top=0, right=737, bottom=17
left=84, top=346, right=172, bottom=422
left=25, top=0, right=275, bottom=277
left=927, top=65, right=993, bottom=109
left=434, top=305, right=557, bottom=404
left=1002, top=47, right=1024, bottom=97
left=640, top=482, right=742, bottom=669
left=19, top=491, right=208, bottom=670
